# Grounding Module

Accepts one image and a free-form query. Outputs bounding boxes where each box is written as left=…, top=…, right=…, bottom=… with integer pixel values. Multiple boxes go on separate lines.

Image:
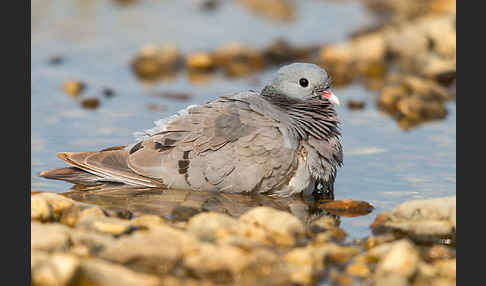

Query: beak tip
left=329, top=92, right=340, bottom=106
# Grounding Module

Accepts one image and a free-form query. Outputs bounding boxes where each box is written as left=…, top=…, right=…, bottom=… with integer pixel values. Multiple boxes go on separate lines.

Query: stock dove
left=40, top=63, right=343, bottom=198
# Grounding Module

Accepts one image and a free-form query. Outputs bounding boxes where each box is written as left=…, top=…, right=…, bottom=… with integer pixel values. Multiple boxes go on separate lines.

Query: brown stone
left=78, top=258, right=160, bottom=286
left=63, top=80, right=85, bottom=97
left=183, top=243, right=250, bottom=283
left=187, top=212, right=239, bottom=243
left=99, top=224, right=199, bottom=274
left=325, top=244, right=360, bottom=265
left=377, top=85, right=407, bottom=112
left=373, top=196, right=456, bottom=237
left=186, top=52, right=215, bottom=72
left=212, top=42, right=265, bottom=77
left=80, top=97, right=100, bottom=110
left=319, top=200, right=374, bottom=217
left=424, top=245, right=455, bottom=262
left=31, top=222, right=71, bottom=252
left=60, top=205, right=106, bottom=227
left=346, top=261, right=371, bottom=277
left=347, top=100, right=366, bottom=110
left=31, top=253, right=80, bottom=286
left=376, top=239, right=420, bottom=278
left=75, top=215, right=138, bottom=236
left=131, top=44, right=181, bottom=80
left=284, top=245, right=329, bottom=286
left=239, top=206, right=306, bottom=247
left=32, top=192, right=76, bottom=222
left=237, top=0, right=296, bottom=22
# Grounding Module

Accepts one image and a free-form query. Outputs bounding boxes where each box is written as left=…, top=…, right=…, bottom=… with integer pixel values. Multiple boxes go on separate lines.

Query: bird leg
left=312, top=181, right=335, bottom=201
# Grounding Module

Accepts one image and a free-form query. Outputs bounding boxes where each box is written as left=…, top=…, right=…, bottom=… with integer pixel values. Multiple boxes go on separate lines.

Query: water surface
left=31, top=0, right=456, bottom=240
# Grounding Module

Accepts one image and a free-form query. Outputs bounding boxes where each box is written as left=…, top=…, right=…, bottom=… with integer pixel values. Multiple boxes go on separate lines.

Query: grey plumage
left=40, top=63, right=343, bottom=197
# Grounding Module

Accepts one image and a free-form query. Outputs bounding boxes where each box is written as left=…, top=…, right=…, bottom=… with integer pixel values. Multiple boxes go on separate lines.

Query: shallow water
left=31, top=0, right=456, bottom=240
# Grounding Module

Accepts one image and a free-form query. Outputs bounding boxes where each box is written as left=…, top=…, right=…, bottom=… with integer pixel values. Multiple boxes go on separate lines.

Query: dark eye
left=299, top=78, right=309, bottom=87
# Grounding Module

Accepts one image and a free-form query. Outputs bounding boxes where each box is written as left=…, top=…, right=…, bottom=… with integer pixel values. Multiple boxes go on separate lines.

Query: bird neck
left=261, top=86, right=341, bottom=140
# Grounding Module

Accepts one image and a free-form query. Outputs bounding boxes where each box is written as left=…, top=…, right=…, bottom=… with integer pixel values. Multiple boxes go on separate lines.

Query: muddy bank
left=31, top=191, right=455, bottom=286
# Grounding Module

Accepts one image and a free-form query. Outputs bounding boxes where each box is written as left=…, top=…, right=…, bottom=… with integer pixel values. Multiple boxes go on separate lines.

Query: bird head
left=263, top=63, right=340, bottom=105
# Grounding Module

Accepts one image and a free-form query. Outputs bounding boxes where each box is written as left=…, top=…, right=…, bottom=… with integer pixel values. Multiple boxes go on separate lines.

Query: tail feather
left=39, top=149, right=165, bottom=188
left=39, top=167, right=103, bottom=185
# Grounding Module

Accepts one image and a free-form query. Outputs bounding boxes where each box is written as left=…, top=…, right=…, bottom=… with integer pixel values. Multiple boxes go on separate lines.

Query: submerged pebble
left=155, top=92, right=192, bottom=101
left=237, top=0, right=296, bottom=22
left=347, top=100, right=366, bottom=110
left=80, top=97, right=100, bottom=110
left=48, top=55, right=64, bottom=66
left=131, top=44, right=181, bottom=81
left=102, top=87, right=115, bottom=97
left=263, top=38, right=313, bottom=65
left=170, top=206, right=201, bottom=222
left=213, top=42, right=265, bottom=77
left=63, top=80, right=85, bottom=97
left=200, top=0, right=220, bottom=12
left=186, top=52, right=215, bottom=72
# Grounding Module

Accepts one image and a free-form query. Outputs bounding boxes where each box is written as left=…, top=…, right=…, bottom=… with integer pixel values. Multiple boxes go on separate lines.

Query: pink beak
left=321, top=90, right=340, bottom=105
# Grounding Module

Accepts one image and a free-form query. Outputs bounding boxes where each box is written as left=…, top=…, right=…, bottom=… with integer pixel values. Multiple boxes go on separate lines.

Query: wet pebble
left=434, top=258, right=456, bottom=280
left=423, top=245, right=455, bottom=262
left=156, top=92, right=192, bottom=101
left=371, top=196, right=456, bottom=239
left=147, top=103, right=164, bottom=111
left=239, top=206, right=306, bottom=247
left=212, top=43, right=266, bottom=77
left=102, top=87, right=115, bottom=97
left=347, top=100, right=366, bottom=111
left=31, top=193, right=76, bottom=222
left=80, top=97, right=100, bottom=109
left=31, top=194, right=53, bottom=222
left=376, top=74, right=450, bottom=127
left=170, top=206, right=201, bottom=222
left=76, top=215, right=138, bottom=237
left=183, top=243, right=250, bottom=283
left=59, top=204, right=106, bottom=227
left=319, top=200, right=374, bottom=217
left=237, top=0, right=296, bottom=22
left=78, top=258, right=160, bottom=286
left=63, top=80, right=85, bottom=97
left=103, top=207, right=133, bottom=220
left=31, top=222, right=71, bottom=252
left=375, top=239, right=420, bottom=278
left=284, top=245, right=328, bottom=285
left=131, top=44, right=181, bottom=81
left=325, top=244, right=360, bottom=265
left=186, top=52, right=215, bottom=72
left=309, top=215, right=339, bottom=233
left=435, top=70, right=456, bottom=86
left=48, top=55, right=63, bottom=66
left=263, top=38, right=314, bottom=65
left=200, top=0, right=220, bottom=12
left=31, top=253, right=80, bottom=286
left=187, top=212, right=239, bottom=243
left=329, top=270, right=354, bottom=286
left=346, top=260, right=371, bottom=278
left=98, top=224, right=199, bottom=274
left=377, top=85, right=406, bottom=112
left=131, top=214, right=167, bottom=228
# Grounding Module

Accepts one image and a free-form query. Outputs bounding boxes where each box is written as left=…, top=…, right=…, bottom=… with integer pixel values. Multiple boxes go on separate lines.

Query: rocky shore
left=31, top=192, right=455, bottom=286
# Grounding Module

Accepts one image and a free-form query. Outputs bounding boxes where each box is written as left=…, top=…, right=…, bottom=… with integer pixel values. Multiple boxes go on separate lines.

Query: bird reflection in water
left=63, top=183, right=374, bottom=227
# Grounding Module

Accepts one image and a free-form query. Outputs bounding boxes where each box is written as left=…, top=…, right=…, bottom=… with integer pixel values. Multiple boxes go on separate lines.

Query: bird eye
left=299, top=78, right=309, bottom=87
